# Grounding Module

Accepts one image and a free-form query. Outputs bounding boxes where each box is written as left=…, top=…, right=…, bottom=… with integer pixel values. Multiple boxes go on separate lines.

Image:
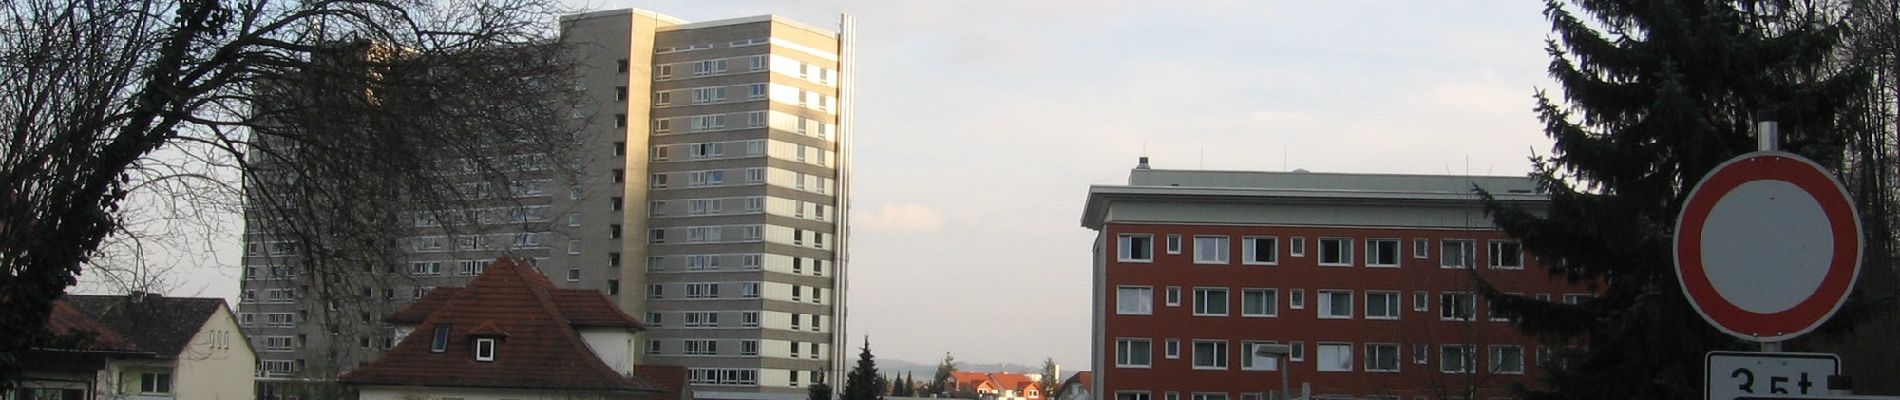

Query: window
left=1490, top=294, right=1518, bottom=321
left=1165, top=234, right=1182, bottom=255
left=652, top=63, right=668, bottom=77
left=139, top=372, right=172, bottom=394
left=1413, top=291, right=1430, bottom=312
left=647, top=340, right=662, bottom=355
left=1118, top=234, right=1153, bottom=262
left=1290, top=341, right=1305, bottom=361
left=1365, top=343, right=1399, bottom=372
left=1290, top=237, right=1306, bottom=257
left=1563, top=293, right=1593, bottom=304
left=741, top=283, right=760, bottom=298
left=1241, top=341, right=1282, bottom=371
left=1193, top=236, right=1229, bottom=264
left=1192, top=288, right=1228, bottom=316
left=1117, top=286, right=1154, bottom=315
left=1441, top=239, right=1475, bottom=269
left=1366, top=291, right=1400, bottom=320
left=749, top=83, right=767, bottom=99
left=684, top=339, right=718, bottom=355
left=1165, top=287, right=1181, bottom=306
left=1116, top=393, right=1153, bottom=400
left=1116, top=339, right=1152, bottom=367
left=749, top=54, right=767, bottom=70
left=1241, top=289, right=1278, bottom=317
left=1192, top=341, right=1229, bottom=370
left=1440, top=292, right=1476, bottom=321
left=475, top=338, right=497, bottom=361
left=649, top=284, right=663, bottom=299
left=430, top=325, right=451, bottom=353
left=1318, top=290, right=1353, bottom=319
left=1289, top=289, right=1305, bottom=309
left=654, top=119, right=671, bottom=133
left=1318, top=238, right=1353, bottom=266
left=1412, top=238, right=1429, bottom=259
left=1440, top=345, right=1474, bottom=373
left=1489, top=240, right=1524, bottom=269
left=1316, top=343, right=1352, bottom=372
left=741, top=312, right=760, bottom=327
left=566, top=268, right=581, bottom=282
left=1490, top=345, right=1525, bottom=374
left=1413, top=343, right=1430, bottom=365
left=1191, top=394, right=1227, bottom=400
left=1366, top=239, right=1400, bottom=267
left=616, top=86, right=629, bottom=101
left=1242, top=236, right=1278, bottom=265
left=740, top=340, right=759, bottom=356
left=1165, top=339, right=1181, bottom=359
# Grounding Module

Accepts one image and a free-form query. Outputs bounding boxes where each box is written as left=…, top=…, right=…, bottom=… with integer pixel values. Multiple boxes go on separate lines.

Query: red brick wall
left=1100, top=222, right=1587, bottom=399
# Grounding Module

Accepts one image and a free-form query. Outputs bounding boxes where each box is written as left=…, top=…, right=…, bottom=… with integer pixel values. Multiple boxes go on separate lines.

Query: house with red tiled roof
left=949, top=371, right=1046, bottom=400
left=339, top=256, right=682, bottom=400
left=19, top=293, right=255, bottom=400
left=1054, top=372, right=1092, bottom=400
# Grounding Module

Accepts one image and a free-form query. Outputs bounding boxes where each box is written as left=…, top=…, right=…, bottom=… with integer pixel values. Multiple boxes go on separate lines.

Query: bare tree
left=0, top=0, right=582, bottom=387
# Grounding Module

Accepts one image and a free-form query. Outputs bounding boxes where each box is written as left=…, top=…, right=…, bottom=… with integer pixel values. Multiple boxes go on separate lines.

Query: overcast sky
left=91, top=1, right=1567, bottom=374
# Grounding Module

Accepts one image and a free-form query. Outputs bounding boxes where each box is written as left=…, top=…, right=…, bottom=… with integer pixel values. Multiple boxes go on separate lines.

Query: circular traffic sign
left=1675, top=152, right=1861, bottom=342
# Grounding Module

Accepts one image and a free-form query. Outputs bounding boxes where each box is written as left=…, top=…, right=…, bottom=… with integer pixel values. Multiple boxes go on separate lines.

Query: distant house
left=949, top=371, right=1044, bottom=400
left=17, top=293, right=255, bottom=400
left=1054, top=372, right=1091, bottom=400
left=339, top=256, right=680, bottom=400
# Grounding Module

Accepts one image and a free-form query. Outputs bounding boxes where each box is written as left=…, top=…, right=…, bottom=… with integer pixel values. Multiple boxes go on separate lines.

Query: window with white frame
left=1316, top=342, right=1353, bottom=372
left=1241, top=289, right=1278, bottom=317
left=691, top=59, right=727, bottom=75
left=684, top=339, right=718, bottom=355
left=1190, top=394, right=1226, bottom=400
left=748, top=84, right=767, bottom=100
left=1192, top=340, right=1229, bottom=370
left=1490, top=345, right=1525, bottom=374
left=1118, top=234, right=1154, bottom=262
left=1192, top=288, right=1228, bottom=316
left=1365, top=343, right=1399, bottom=372
left=1115, top=392, right=1152, bottom=400
left=1318, top=290, right=1353, bottom=319
left=1164, top=339, right=1180, bottom=359
left=1440, top=345, right=1474, bottom=373
left=1413, top=343, right=1430, bottom=365
left=1318, top=238, right=1353, bottom=266
left=684, top=283, right=722, bottom=298
left=475, top=338, right=497, bottom=361
left=1440, top=292, right=1476, bottom=321
left=1289, top=289, right=1305, bottom=309
left=1241, top=341, right=1282, bottom=371
left=1165, top=234, right=1182, bottom=255
left=1242, top=236, right=1278, bottom=265
left=1165, top=287, right=1181, bottom=306
left=1193, top=236, right=1230, bottom=264
left=741, top=340, right=759, bottom=356
left=745, top=140, right=765, bottom=156
left=1441, top=239, right=1475, bottom=269
left=1413, top=291, right=1429, bottom=312
left=1290, top=341, right=1305, bottom=361
left=1365, top=291, right=1400, bottom=320
left=1366, top=239, right=1400, bottom=267
left=684, top=312, right=719, bottom=327
left=1116, top=339, right=1152, bottom=367
left=741, top=311, right=760, bottom=327
left=690, top=87, right=726, bottom=104
left=647, top=340, right=662, bottom=354
left=1412, top=238, right=1429, bottom=259
left=1117, top=286, right=1154, bottom=315
left=1289, top=237, right=1306, bottom=257
left=1563, top=293, right=1593, bottom=304
left=1489, top=240, right=1524, bottom=269
left=566, top=268, right=580, bottom=281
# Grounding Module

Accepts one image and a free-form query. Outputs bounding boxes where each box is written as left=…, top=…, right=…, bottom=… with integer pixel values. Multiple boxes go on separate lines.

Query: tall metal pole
left=1758, top=114, right=1780, bottom=354
left=1279, top=357, right=1289, bottom=400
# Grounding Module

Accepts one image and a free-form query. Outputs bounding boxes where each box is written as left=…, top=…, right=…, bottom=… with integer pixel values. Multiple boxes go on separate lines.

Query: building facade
left=22, top=294, right=255, bottom=400
left=1081, top=160, right=1584, bottom=400
left=237, top=7, right=853, bottom=400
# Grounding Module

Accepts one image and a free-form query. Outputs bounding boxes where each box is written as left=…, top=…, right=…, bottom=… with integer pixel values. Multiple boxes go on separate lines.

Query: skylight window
left=430, top=325, right=451, bottom=353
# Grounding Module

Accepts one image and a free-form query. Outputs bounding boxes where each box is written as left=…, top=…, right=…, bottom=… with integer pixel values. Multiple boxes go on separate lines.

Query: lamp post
left=1254, top=344, right=1292, bottom=400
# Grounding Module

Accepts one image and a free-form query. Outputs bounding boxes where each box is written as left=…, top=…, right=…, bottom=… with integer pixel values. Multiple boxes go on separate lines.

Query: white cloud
left=853, top=203, right=946, bottom=234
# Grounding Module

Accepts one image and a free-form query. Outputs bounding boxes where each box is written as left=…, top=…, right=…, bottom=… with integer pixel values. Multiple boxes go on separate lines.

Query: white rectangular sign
left=1707, top=352, right=1840, bottom=400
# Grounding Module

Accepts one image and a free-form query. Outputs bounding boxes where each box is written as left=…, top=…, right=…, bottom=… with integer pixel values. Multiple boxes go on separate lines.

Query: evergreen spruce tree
left=843, top=337, right=883, bottom=400
left=811, top=383, right=834, bottom=400
left=904, top=372, right=917, bottom=396
left=930, top=352, right=957, bottom=397
left=1480, top=1, right=1869, bottom=398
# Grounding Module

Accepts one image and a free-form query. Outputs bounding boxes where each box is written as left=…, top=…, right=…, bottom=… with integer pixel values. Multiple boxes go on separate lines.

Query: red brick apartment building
left=1080, top=159, right=1587, bottom=400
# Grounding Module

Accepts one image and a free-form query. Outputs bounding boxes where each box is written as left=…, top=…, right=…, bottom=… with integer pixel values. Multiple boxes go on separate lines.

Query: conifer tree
left=1480, top=1, right=1869, bottom=398
left=843, top=337, right=883, bottom=400
left=930, top=352, right=957, bottom=396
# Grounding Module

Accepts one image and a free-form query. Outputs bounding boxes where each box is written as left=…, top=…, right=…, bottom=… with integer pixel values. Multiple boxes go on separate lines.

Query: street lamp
left=1254, top=344, right=1292, bottom=400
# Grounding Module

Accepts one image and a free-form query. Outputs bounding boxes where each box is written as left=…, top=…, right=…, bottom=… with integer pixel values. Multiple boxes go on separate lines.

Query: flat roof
left=1081, top=167, right=1547, bottom=229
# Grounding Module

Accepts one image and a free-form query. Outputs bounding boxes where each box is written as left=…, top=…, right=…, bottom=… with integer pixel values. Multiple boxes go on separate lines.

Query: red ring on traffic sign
left=1675, top=152, right=1861, bottom=342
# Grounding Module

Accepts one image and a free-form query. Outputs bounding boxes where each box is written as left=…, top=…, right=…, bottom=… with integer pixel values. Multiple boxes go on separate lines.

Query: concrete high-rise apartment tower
left=236, top=8, right=854, bottom=400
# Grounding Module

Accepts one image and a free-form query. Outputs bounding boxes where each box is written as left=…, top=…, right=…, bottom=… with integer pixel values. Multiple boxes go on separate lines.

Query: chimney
left=1135, top=157, right=1150, bottom=170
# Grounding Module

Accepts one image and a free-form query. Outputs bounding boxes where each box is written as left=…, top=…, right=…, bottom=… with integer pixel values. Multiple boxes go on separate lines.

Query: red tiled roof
left=339, top=257, right=660, bottom=393
left=990, top=372, right=1039, bottom=392
left=633, top=365, right=689, bottom=400
left=389, top=288, right=641, bottom=329
left=1059, top=371, right=1091, bottom=391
